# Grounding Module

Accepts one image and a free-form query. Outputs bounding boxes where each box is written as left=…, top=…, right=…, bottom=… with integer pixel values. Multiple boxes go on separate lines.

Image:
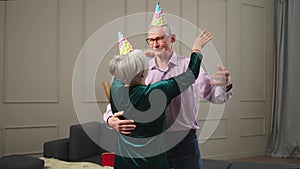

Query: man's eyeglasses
left=146, top=35, right=167, bottom=45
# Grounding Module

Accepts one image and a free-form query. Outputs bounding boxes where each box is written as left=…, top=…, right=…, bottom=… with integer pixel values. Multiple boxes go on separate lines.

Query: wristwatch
left=225, top=83, right=233, bottom=92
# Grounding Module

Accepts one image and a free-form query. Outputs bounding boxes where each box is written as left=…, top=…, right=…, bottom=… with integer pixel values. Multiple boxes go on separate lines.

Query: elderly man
left=104, top=2, right=232, bottom=169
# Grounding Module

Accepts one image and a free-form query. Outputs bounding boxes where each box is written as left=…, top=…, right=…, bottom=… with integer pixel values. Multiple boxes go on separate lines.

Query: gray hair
left=148, top=24, right=172, bottom=36
left=109, top=49, right=149, bottom=85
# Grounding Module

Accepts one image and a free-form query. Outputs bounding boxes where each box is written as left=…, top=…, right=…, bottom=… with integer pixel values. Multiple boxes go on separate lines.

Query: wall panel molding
left=198, top=118, right=227, bottom=141
left=2, top=124, right=59, bottom=156
left=240, top=116, right=265, bottom=137
left=3, top=0, right=60, bottom=103
left=82, top=0, right=125, bottom=103
left=0, top=127, right=3, bottom=157
left=240, top=2, right=266, bottom=102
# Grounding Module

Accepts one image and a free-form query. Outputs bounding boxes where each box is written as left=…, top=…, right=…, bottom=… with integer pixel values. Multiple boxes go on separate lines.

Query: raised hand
left=211, top=65, right=231, bottom=89
left=192, top=30, right=212, bottom=53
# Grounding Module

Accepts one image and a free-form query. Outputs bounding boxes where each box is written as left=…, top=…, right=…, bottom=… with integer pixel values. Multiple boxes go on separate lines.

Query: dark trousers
left=167, top=130, right=203, bottom=169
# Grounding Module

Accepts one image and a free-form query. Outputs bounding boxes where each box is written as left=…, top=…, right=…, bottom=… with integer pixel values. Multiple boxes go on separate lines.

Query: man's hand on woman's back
left=108, top=111, right=136, bottom=135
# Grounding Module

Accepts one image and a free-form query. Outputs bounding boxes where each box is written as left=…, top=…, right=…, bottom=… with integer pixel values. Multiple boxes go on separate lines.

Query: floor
left=230, top=156, right=300, bottom=165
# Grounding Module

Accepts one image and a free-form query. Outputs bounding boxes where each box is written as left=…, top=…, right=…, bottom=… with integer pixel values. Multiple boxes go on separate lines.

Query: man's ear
left=171, top=34, right=176, bottom=43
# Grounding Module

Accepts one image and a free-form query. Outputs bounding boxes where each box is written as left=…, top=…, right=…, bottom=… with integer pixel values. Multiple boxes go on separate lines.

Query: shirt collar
left=149, top=51, right=179, bottom=70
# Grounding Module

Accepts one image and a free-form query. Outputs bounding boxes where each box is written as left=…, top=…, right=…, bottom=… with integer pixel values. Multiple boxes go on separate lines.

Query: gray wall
left=0, top=0, right=274, bottom=159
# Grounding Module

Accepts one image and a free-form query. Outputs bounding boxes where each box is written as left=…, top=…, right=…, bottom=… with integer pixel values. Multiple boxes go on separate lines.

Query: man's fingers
left=117, top=121, right=136, bottom=131
left=212, top=72, right=226, bottom=79
left=118, top=119, right=135, bottom=125
left=200, top=30, right=211, bottom=39
left=192, top=29, right=212, bottom=50
left=217, top=65, right=225, bottom=71
left=217, top=66, right=230, bottom=74
left=212, top=65, right=231, bottom=86
left=211, top=73, right=226, bottom=86
left=117, top=124, right=136, bottom=135
left=216, top=66, right=230, bottom=76
left=113, top=111, right=124, bottom=117
left=206, top=35, right=212, bottom=41
left=199, top=29, right=206, bottom=37
left=119, top=131, right=131, bottom=135
left=118, top=125, right=136, bottom=131
left=211, top=81, right=224, bottom=86
left=211, top=78, right=226, bottom=85
left=112, top=111, right=135, bottom=124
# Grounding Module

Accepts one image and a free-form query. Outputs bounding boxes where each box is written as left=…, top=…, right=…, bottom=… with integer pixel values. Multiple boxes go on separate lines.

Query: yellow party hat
left=151, top=2, right=167, bottom=26
left=118, top=30, right=134, bottom=55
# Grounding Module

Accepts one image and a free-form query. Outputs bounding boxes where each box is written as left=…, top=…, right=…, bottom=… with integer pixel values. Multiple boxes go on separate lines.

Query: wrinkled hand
left=107, top=111, right=136, bottom=135
left=211, top=65, right=231, bottom=88
left=192, top=30, right=212, bottom=52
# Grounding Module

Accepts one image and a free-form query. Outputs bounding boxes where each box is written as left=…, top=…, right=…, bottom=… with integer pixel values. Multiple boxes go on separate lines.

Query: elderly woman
left=109, top=31, right=211, bottom=169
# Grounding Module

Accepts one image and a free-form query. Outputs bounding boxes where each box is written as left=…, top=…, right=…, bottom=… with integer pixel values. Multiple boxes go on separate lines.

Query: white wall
left=0, top=0, right=274, bottom=159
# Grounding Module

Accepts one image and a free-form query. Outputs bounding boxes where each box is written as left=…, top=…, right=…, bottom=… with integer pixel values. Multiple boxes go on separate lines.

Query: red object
left=101, top=152, right=115, bottom=167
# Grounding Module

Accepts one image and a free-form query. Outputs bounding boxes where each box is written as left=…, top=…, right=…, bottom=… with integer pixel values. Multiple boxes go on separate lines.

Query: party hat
left=151, top=2, right=167, bottom=26
left=118, top=30, right=134, bottom=55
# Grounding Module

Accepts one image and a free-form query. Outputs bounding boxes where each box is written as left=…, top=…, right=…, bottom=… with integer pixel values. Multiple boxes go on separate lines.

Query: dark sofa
left=44, top=121, right=108, bottom=165
left=44, top=122, right=300, bottom=169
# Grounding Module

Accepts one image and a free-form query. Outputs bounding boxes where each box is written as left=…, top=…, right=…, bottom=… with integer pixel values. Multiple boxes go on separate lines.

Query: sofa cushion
left=43, top=138, right=70, bottom=161
left=230, top=161, right=300, bottom=169
left=202, top=159, right=231, bottom=169
left=80, top=155, right=102, bottom=165
left=69, top=122, right=105, bottom=161
left=0, top=154, right=44, bottom=169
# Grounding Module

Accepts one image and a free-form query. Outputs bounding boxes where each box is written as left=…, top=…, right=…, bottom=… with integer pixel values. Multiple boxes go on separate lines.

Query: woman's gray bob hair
left=109, top=49, right=149, bottom=85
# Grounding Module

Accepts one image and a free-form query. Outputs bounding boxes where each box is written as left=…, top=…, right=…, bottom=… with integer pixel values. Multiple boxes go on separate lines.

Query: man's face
left=147, top=26, right=173, bottom=57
